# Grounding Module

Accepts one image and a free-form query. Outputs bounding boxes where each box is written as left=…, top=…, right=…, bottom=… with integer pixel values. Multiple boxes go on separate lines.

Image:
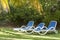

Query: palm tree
left=0, top=0, right=44, bottom=15
left=9, top=0, right=44, bottom=15
left=30, top=0, right=43, bottom=15
left=0, top=0, right=10, bottom=13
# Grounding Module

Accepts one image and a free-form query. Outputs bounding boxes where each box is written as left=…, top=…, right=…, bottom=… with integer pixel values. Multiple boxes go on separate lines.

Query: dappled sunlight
left=0, top=28, right=60, bottom=40
left=1, top=30, right=26, bottom=35
left=0, top=37, right=32, bottom=40
left=0, top=0, right=60, bottom=40
left=0, top=31, right=16, bottom=36
left=29, top=35, right=60, bottom=40
left=0, top=28, right=26, bottom=37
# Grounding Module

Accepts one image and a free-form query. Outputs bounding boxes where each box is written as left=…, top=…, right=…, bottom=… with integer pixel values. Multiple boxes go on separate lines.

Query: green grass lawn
left=0, top=27, right=60, bottom=40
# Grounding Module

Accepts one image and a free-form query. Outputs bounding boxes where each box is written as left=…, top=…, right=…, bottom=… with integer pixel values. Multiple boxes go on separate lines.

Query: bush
left=7, top=4, right=44, bottom=26
left=1, top=0, right=60, bottom=28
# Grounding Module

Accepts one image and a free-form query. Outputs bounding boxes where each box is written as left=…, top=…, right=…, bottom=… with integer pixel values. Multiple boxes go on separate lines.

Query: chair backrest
left=48, top=21, right=57, bottom=29
left=26, top=21, right=34, bottom=29
left=26, top=21, right=34, bottom=26
left=37, top=23, right=45, bottom=28
left=34, top=23, right=45, bottom=31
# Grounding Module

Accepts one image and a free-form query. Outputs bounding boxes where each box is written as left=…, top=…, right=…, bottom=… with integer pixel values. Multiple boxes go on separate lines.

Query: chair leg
left=54, top=30, right=58, bottom=34
left=25, top=31, right=31, bottom=34
left=39, top=30, right=49, bottom=35
left=31, top=31, right=34, bottom=34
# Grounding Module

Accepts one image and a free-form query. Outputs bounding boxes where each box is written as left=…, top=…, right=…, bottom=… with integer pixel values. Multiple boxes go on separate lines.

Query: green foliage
left=0, top=0, right=60, bottom=27
left=39, top=0, right=60, bottom=27
left=57, top=0, right=60, bottom=10
left=3, top=0, right=44, bottom=26
left=8, top=4, right=43, bottom=26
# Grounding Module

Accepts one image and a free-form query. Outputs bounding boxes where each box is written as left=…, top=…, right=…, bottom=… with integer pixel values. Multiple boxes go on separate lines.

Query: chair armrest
left=43, top=26, right=47, bottom=29
left=51, top=27, right=54, bottom=28
left=32, top=26, right=35, bottom=29
left=44, top=26, right=47, bottom=29
left=48, top=27, right=54, bottom=30
left=20, top=25, right=26, bottom=28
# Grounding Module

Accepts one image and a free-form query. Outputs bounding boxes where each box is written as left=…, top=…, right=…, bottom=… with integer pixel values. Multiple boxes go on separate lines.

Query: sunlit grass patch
left=0, top=37, right=33, bottom=40
left=0, top=27, right=60, bottom=40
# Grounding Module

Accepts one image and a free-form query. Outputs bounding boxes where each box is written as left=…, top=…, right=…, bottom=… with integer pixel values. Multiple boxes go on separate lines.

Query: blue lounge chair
left=20, top=21, right=34, bottom=32
left=40, top=21, right=58, bottom=35
left=30, top=23, right=45, bottom=34
left=13, top=21, right=34, bottom=31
